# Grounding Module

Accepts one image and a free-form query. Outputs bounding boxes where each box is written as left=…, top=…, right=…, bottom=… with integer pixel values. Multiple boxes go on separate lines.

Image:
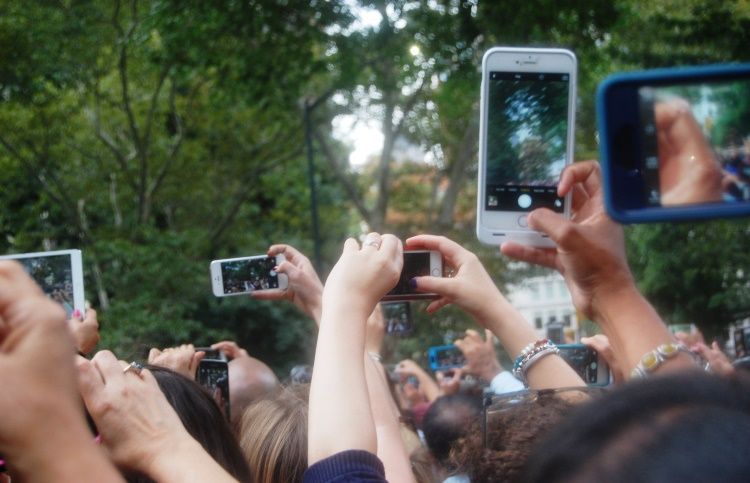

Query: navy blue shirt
left=303, top=450, right=387, bottom=483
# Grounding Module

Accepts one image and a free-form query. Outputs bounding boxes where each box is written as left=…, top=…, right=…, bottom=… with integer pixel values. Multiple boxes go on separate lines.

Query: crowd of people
left=2, top=161, right=750, bottom=482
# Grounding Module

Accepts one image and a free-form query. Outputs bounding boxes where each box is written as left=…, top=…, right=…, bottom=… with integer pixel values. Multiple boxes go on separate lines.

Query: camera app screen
left=13, top=254, right=76, bottom=316
left=220, top=257, right=279, bottom=294
left=485, top=71, right=569, bottom=212
left=559, top=347, right=599, bottom=384
left=386, top=252, right=431, bottom=296
left=638, top=78, right=750, bottom=206
left=197, top=363, right=230, bottom=418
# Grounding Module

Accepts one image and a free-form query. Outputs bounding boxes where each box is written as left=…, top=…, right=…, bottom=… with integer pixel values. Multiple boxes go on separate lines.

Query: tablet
left=0, top=249, right=85, bottom=317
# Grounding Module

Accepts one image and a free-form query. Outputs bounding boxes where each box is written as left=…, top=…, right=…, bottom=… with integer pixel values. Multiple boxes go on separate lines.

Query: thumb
left=484, top=329, right=495, bottom=347
left=527, top=208, right=580, bottom=250
left=411, top=275, right=456, bottom=299
left=148, top=348, right=162, bottom=362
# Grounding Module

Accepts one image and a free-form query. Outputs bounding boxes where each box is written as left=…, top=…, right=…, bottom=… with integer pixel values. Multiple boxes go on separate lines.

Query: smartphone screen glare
left=485, top=71, right=569, bottom=213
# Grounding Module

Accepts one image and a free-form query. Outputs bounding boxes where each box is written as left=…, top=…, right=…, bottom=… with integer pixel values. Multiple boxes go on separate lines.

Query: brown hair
left=450, top=394, right=574, bottom=483
left=239, top=384, right=308, bottom=483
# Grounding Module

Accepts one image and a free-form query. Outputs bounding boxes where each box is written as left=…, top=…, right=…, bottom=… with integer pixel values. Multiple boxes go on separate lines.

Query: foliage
left=2, top=0, right=750, bottom=372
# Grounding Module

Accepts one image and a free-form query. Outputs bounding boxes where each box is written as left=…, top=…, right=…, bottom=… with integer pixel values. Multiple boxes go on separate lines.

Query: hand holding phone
left=381, top=250, right=442, bottom=301
left=557, top=344, right=611, bottom=386
left=405, top=234, right=509, bottom=323
left=499, top=162, right=634, bottom=320
left=598, top=62, right=750, bottom=222
left=477, top=47, right=577, bottom=247
left=210, top=254, right=288, bottom=297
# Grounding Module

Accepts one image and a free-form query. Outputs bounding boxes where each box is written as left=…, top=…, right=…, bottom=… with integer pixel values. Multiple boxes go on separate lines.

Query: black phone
left=598, top=63, right=750, bottom=223
left=195, top=347, right=227, bottom=361
left=196, top=359, right=230, bottom=420
left=558, top=344, right=610, bottom=386
left=382, top=251, right=442, bottom=301
left=382, top=302, right=413, bottom=336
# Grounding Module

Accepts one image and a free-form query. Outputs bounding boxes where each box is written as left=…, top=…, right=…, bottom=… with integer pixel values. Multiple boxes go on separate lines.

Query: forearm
left=365, top=356, right=416, bottom=483
left=141, top=437, right=238, bottom=483
left=592, top=285, right=695, bottom=376
left=309, top=305, right=377, bottom=464
left=481, top=293, right=584, bottom=389
left=410, top=366, right=440, bottom=402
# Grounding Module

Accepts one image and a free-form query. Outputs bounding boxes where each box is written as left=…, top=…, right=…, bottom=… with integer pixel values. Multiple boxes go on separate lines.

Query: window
left=558, top=281, right=568, bottom=298
left=545, top=281, right=554, bottom=299
left=563, top=313, right=572, bottom=327
left=531, top=283, right=540, bottom=301
left=534, top=316, right=543, bottom=329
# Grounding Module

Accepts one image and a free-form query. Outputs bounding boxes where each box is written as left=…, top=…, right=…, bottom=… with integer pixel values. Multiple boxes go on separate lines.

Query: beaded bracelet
left=630, top=342, right=695, bottom=378
left=512, top=339, right=560, bottom=386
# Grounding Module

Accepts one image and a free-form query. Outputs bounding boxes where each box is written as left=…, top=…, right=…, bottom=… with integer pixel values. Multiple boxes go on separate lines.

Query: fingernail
left=73, top=309, right=81, bottom=318
left=409, top=278, right=417, bottom=289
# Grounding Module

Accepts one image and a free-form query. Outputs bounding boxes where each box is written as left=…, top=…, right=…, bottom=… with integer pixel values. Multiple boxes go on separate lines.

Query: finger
left=405, top=234, right=472, bottom=268
left=411, top=275, right=456, bottom=299
left=77, top=358, right=106, bottom=404
left=425, top=297, right=450, bottom=314
left=191, top=352, right=204, bottom=373
left=500, top=241, right=557, bottom=270
left=570, top=184, right=591, bottom=214
left=250, top=288, right=288, bottom=300
left=84, top=308, right=97, bottom=323
left=268, top=244, right=307, bottom=265
left=71, top=309, right=83, bottom=321
left=91, top=350, right=126, bottom=386
left=148, top=348, right=162, bottom=363
left=435, top=371, right=445, bottom=382
left=527, top=208, right=583, bottom=251
left=454, top=339, right=465, bottom=351
left=362, top=232, right=383, bottom=250
left=343, top=237, right=360, bottom=253
left=273, top=260, right=301, bottom=280
left=712, top=341, right=722, bottom=352
left=558, top=161, right=601, bottom=198
left=379, top=234, right=402, bottom=258
left=484, top=329, right=495, bottom=346
left=465, top=329, right=481, bottom=342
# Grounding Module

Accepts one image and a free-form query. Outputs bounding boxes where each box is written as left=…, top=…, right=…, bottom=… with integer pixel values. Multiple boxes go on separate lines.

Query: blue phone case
left=597, top=62, right=750, bottom=223
left=427, top=344, right=465, bottom=372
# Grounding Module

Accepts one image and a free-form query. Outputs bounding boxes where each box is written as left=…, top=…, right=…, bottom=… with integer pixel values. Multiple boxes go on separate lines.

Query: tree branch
left=312, top=126, right=372, bottom=224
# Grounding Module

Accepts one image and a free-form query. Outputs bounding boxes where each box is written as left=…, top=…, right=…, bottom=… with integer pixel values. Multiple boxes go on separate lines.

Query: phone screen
left=220, top=256, right=279, bottom=295
left=382, top=302, right=412, bottom=335
left=637, top=79, right=750, bottom=207
left=484, top=71, right=570, bottom=213
left=559, top=346, right=601, bottom=384
left=429, top=346, right=466, bottom=372
left=197, top=360, right=230, bottom=420
left=386, top=252, right=432, bottom=296
left=7, top=254, right=77, bottom=316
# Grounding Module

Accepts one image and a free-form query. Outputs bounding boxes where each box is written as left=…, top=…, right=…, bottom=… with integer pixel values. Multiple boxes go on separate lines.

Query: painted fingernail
left=408, top=278, right=417, bottom=290
left=73, top=309, right=81, bottom=318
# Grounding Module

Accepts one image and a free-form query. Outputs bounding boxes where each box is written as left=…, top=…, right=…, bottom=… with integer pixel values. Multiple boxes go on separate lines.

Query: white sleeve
left=490, top=370, right=525, bottom=395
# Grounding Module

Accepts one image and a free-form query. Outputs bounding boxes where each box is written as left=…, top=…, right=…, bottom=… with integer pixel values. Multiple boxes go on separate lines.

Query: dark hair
left=126, top=366, right=253, bottom=483
left=521, top=371, right=750, bottom=483
left=422, top=393, right=482, bottom=465
left=451, top=391, right=575, bottom=483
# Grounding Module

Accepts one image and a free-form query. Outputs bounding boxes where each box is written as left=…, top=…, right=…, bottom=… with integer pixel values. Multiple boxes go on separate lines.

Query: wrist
left=480, top=360, right=503, bottom=382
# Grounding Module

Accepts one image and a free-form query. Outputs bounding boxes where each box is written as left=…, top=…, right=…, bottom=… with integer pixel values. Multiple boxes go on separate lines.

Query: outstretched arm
left=502, top=161, right=695, bottom=376
left=308, top=233, right=402, bottom=465
left=406, top=235, right=584, bottom=389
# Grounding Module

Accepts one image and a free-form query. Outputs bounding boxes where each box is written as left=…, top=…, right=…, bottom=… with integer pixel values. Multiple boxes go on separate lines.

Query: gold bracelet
left=630, top=342, right=693, bottom=378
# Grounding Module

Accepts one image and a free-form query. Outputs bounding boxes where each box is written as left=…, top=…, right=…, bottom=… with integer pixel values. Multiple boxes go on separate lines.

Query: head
left=521, top=371, right=750, bottom=483
left=126, top=366, right=252, bottom=483
left=238, top=384, right=308, bottom=483
left=229, top=355, right=279, bottom=427
left=451, top=389, right=576, bottom=483
left=422, top=393, right=482, bottom=467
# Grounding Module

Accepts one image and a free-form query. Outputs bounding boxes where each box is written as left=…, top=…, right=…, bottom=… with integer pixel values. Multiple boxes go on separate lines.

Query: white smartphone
left=382, top=250, right=442, bottom=301
left=477, top=47, right=577, bottom=247
left=0, top=249, right=85, bottom=317
left=210, top=254, right=288, bottom=297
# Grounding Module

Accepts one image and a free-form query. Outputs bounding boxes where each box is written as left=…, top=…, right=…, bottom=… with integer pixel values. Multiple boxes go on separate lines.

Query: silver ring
left=123, top=361, right=144, bottom=376
left=363, top=240, right=381, bottom=249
